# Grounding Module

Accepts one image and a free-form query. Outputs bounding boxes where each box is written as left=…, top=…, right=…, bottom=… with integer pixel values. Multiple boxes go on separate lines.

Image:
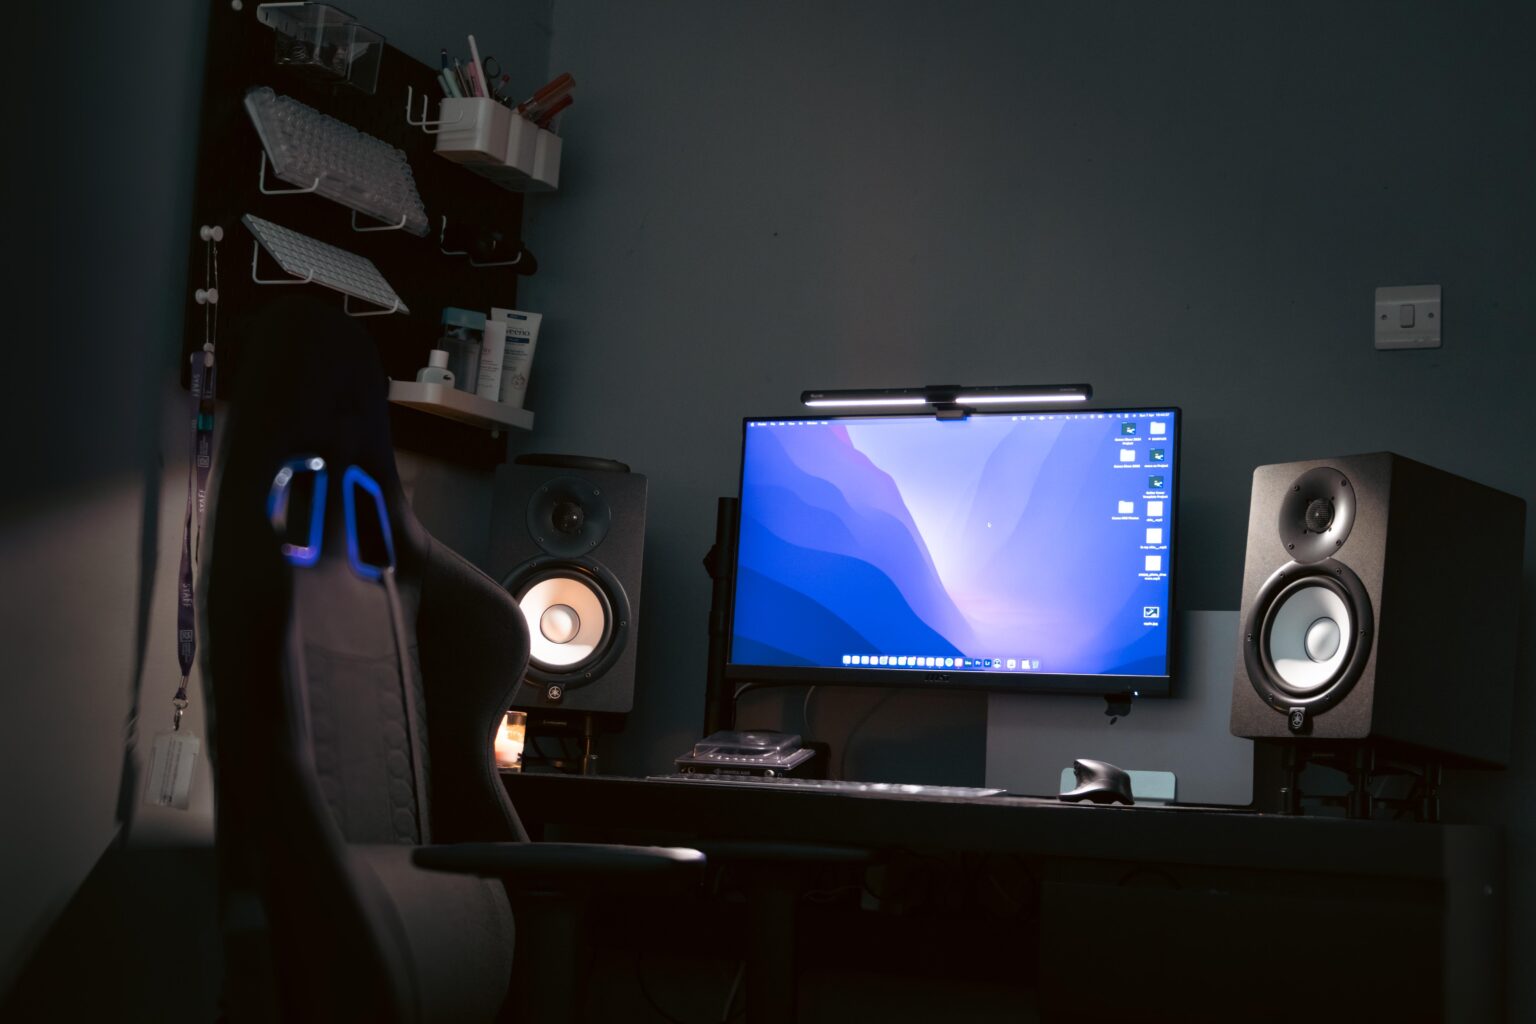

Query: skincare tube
left=475, top=320, right=508, bottom=401
left=492, top=308, right=543, bottom=408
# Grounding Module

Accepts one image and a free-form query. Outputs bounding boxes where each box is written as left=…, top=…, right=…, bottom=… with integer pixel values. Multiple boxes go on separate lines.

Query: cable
left=801, top=685, right=817, bottom=734
left=527, top=734, right=581, bottom=774
left=719, top=960, right=745, bottom=1023
left=633, top=945, right=694, bottom=1024
left=837, top=689, right=899, bottom=779
left=633, top=945, right=743, bottom=1024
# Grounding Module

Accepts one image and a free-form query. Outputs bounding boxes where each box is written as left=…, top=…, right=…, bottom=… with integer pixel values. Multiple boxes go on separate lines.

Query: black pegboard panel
left=183, top=1, right=536, bottom=465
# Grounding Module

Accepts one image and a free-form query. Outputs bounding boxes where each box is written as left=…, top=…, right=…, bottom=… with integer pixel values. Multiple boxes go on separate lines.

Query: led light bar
left=800, top=383, right=1093, bottom=411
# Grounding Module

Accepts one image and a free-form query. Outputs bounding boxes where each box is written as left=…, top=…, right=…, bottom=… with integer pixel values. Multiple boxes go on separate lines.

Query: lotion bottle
left=415, top=349, right=456, bottom=386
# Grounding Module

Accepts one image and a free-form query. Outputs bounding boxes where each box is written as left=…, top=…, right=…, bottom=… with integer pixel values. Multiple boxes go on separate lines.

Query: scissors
left=481, top=55, right=509, bottom=99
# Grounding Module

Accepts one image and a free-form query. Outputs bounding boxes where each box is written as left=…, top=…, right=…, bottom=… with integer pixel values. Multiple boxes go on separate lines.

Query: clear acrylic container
left=257, top=3, right=384, bottom=94
left=438, top=307, right=486, bottom=393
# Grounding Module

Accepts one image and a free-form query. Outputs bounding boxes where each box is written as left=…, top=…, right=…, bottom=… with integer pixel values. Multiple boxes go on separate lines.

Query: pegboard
left=183, top=1, right=539, bottom=465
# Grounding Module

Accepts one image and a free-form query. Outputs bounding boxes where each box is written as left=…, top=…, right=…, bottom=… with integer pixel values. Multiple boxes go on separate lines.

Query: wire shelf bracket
left=438, top=215, right=526, bottom=268
left=249, top=240, right=403, bottom=318
left=405, top=86, right=465, bottom=134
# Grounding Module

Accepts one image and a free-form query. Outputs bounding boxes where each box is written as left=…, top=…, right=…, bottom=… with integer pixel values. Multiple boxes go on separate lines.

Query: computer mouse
left=1059, top=758, right=1134, bottom=805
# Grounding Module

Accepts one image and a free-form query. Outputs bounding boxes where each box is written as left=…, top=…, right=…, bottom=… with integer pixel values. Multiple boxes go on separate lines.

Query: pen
left=467, top=34, right=487, bottom=97
left=451, top=58, right=470, bottom=98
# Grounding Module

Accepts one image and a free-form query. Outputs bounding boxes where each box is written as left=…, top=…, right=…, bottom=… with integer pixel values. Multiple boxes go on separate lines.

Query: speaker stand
left=1265, top=741, right=1443, bottom=822
left=526, top=712, right=602, bottom=776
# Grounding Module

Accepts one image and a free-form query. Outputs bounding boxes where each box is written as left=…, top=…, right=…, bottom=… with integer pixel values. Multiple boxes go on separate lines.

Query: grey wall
left=519, top=0, right=1536, bottom=1015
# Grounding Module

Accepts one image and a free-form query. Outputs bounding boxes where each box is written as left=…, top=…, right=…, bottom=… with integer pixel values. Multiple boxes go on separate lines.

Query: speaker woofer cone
left=1263, top=581, right=1352, bottom=694
left=519, top=575, right=609, bottom=670
left=1243, top=558, right=1373, bottom=713
left=503, top=557, right=632, bottom=688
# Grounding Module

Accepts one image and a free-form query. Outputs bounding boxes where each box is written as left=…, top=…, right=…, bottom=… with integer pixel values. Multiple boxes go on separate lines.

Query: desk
left=505, top=773, right=1503, bottom=1023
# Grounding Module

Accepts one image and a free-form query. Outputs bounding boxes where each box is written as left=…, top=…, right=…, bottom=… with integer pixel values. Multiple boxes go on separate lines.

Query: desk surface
left=503, top=772, right=1493, bottom=883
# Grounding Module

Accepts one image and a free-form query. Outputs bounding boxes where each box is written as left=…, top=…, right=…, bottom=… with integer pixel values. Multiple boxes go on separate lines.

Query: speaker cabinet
left=489, top=456, right=647, bottom=715
left=1231, top=453, right=1525, bottom=766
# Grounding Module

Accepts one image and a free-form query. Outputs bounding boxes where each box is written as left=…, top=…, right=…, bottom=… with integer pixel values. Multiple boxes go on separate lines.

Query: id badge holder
left=144, top=729, right=201, bottom=810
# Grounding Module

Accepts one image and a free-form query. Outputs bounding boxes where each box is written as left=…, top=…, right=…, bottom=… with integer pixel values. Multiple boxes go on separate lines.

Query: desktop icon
left=1148, top=475, right=1165, bottom=489
left=1007, top=658, right=1017, bottom=669
left=1117, top=500, right=1135, bottom=515
left=879, top=655, right=889, bottom=665
left=1145, top=555, right=1163, bottom=572
left=1150, top=421, right=1167, bottom=436
left=1146, top=500, right=1165, bottom=517
left=1031, top=659, right=1040, bottom=670
left=1143, top=606, right=1161, bottom=619
left=1120, top=422, right=1136, bottom=435
left=1146, top=527, right=1163, bottom=544
left=1150, top=448, right=1166, bottom=462
left=1119, top=449, right=1135, bottom=463
left=842, top=654, right=852, bottom=665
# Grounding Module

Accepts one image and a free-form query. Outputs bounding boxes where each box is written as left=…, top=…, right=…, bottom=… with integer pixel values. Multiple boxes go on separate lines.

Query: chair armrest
left=413, top=842, right=705, bottom=894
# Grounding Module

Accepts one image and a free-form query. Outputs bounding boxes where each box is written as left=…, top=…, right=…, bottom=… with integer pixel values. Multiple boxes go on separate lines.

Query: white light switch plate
left=1375, top=284, right=1441, bottom=350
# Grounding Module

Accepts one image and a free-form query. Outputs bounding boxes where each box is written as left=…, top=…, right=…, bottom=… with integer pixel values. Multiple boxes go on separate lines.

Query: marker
left=467, top=34, right=487, bottom=96
left=533, top=93, right=572, bottom=129
left=518, top=72, right=575, bottom=117
left=438, top=70, right=458, bottom=98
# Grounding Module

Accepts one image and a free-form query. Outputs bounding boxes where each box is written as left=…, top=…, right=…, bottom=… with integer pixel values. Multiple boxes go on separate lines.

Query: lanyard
left=173, top=347, right=216, bottom=730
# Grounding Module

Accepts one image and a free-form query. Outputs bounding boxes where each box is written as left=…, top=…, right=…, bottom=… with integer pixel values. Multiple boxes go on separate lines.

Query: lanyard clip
left=172, top=681, right=190, bottom=732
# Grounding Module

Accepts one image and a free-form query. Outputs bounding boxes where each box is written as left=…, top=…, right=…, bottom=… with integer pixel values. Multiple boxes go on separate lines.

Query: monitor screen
left=725, top=407, right=1179, bottom=696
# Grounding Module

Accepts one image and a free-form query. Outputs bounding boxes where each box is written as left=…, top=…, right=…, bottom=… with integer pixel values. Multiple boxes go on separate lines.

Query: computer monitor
left=725, top=407, right=1179, bottom=696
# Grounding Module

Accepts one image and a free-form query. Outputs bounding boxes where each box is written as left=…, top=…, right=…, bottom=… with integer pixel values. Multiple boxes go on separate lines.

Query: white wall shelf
left=387, top=380, right=535, bottom=436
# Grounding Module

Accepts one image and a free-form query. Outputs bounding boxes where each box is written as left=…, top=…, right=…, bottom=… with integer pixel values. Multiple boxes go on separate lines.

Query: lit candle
left=494, top=710, right=526, bottom=770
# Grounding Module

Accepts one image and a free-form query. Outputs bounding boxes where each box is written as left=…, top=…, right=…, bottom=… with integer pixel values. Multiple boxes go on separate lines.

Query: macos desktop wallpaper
left=729, top=411, right=1177, bottom=683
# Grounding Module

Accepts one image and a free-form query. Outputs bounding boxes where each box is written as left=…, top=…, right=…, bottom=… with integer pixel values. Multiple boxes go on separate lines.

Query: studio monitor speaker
left=1231, top=452, right=1525, bottom=766
left=490, top=454, right=647, bottom=715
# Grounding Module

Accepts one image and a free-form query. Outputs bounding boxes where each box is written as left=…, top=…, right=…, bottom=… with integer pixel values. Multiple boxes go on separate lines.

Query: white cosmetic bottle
left=415, top=349, right=455, bottom=386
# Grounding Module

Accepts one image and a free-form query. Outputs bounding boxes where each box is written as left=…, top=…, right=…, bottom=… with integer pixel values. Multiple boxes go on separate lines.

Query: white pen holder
left=435, top=97, right=509, bottom=164
left=528, top=130, right=561, bottom=192
left=434, top=98, right=560, bottom=191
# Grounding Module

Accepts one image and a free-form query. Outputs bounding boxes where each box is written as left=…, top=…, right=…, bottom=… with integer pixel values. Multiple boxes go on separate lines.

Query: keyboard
left=245, top=86, right=429, bottom=236
left=646, top=774, right=1004, bottom=799
left=243, top=214, right=409, bottom=314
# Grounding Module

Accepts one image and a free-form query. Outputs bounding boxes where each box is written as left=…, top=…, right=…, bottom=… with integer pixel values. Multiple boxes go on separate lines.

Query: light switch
left=1375, top=285, right=1441, bottom=350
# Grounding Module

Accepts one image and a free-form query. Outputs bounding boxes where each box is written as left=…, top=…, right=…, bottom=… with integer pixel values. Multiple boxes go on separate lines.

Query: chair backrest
left=205, top=296, right=527, bottom=1021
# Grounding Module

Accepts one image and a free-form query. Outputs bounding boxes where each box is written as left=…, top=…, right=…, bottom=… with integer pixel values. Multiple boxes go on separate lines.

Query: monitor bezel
left=722, top=404, right=1181, bottom=698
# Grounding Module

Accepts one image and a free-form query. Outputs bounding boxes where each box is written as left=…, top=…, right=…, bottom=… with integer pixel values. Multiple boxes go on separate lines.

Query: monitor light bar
left=802, top=396, right=931, bottom=408
left=800, top=383, right=1093, bottom=412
